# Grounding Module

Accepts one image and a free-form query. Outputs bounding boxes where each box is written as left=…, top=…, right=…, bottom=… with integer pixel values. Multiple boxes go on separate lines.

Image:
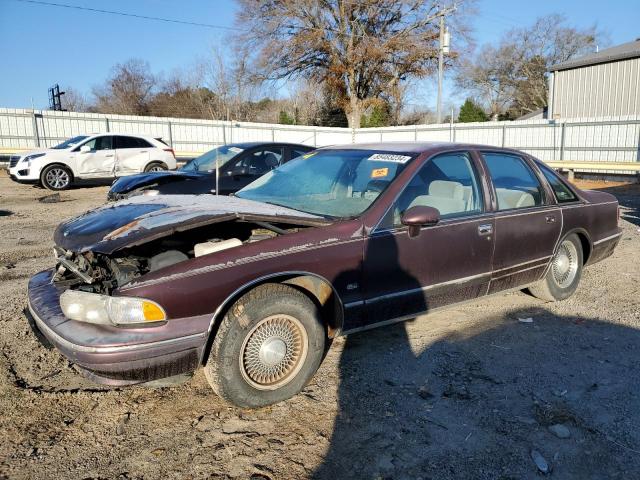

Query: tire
left=204, top=283, right=326, bottom=408
left=144, top=162, right=167, bottom=173
left=40, top=164, right=72, bottom=190
left=529, top=233, right=583, bottom=302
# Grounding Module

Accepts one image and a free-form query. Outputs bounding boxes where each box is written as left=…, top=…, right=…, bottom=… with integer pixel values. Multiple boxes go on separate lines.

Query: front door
left=75, top=135, right=115, bottom=177
left=360, top=151, right=495, bottom=329
left=480, top=152, right=562, bottom=294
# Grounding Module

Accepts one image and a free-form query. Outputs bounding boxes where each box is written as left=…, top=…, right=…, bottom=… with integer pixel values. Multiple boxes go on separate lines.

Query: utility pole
left=436, top=4, right=454, bottom=124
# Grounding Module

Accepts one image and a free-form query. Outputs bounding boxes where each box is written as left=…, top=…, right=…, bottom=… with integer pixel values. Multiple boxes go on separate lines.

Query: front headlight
left=24, top=153, right=46, bottom=163
left=60, top=290, right=166, bottom=326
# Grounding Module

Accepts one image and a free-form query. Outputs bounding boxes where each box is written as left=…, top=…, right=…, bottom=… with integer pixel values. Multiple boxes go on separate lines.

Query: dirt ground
left=1, top=172, right=639, bottom=480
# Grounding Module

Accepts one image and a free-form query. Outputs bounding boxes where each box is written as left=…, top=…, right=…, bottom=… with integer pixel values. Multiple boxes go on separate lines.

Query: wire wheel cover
left=552, top=240, right=579, bottom=288
left=46, top=168, right=69, bottom=188
left=240, top=315, right=308, bottom=390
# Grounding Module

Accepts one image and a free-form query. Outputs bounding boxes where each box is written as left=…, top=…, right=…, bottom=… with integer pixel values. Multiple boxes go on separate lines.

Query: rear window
left=482, top=152, right=545, bottom=210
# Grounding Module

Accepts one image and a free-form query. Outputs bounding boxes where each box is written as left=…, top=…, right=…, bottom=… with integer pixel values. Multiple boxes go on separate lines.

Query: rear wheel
left=529, top=233, right=583, bottom=302
left=40, top=164, right=72, bottom=190
left=204, top=283, right=326, bottom=408
left=144, top=162, right=167, bottom=173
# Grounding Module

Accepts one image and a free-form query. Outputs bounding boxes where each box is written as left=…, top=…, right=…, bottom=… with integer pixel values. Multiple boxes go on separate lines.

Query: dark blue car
left=107, top=142, right=314, bottom=200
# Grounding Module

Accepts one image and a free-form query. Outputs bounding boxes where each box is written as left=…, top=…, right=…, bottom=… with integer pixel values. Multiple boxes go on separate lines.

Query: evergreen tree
left=458, top=99, right=488, bottom=123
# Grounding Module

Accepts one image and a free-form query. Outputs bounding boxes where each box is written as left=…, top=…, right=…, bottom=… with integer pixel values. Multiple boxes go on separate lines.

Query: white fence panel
left=0, top=108, right=638, bottom=170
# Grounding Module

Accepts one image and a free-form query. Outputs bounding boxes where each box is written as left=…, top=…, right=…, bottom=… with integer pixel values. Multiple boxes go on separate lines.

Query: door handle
left=545, top=215, right=556, bottom=223
left=478, top=224, right=493, bottom=236
left=105, top=154, right=114, bottom=157
left=139, top=150, right=148, bottom=153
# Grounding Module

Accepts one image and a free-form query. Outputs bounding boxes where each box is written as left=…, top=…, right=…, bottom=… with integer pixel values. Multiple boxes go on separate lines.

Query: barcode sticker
left=367, top=153, right=411, bottom=163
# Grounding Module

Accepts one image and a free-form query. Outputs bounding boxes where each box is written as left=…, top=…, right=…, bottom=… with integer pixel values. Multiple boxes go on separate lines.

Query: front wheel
left=40, top=164, right=72, bottom=190
left=529, top=233, right=583, bottom=302
left=204, top=283, right=326, bottom=408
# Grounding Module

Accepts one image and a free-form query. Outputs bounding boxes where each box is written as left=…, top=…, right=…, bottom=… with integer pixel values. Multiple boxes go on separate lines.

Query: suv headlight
left=24, top=153, right=46, bottom=163
left=60, top=290, right=166, bottom=326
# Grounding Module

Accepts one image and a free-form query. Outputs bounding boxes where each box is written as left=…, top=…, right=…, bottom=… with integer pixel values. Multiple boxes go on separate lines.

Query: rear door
left=480, top=151, right=562, bottom=294
left=114, top=136, right=152, bottom=175
left=74, top=135, right=115, bottom=177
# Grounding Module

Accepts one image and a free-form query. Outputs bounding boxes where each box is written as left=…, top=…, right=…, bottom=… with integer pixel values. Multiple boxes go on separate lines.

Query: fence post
left=501, top=124, right=507, bottom=147
left=271, top=127, right=275, bottom=142
left=414, top=125, right=418, bottom=141
left=167, top=121, right=173, bottom=147
left=104, top=118, right=110, bottom=132
left=32, top=112, right=40, bottom=147
left=559, top=122, right=566, bottom=161
left=313, top=129, right=317, bottom=147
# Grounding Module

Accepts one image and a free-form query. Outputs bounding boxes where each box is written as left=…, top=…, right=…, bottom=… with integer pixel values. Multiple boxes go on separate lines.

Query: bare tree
left=61, top=87, right=90, bottom=112
left=93, top=59, right=157, bottom=115
left=456, top=14, right=602, bottom=118
left=236, top=0, right=471, bottom=128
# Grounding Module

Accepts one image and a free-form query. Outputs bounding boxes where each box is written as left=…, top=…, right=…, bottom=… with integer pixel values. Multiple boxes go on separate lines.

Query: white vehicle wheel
left=41, top=165, right=72, bottom=190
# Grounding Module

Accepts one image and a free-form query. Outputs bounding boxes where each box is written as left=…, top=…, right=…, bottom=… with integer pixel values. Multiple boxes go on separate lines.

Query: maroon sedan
left=27, top=143, right=621, bottom=407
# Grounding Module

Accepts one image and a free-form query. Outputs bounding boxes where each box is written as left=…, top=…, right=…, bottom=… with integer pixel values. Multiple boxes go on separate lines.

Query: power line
left=7, top=0, right=452, bottom=41
left=7, top=0, right=244, bottom=31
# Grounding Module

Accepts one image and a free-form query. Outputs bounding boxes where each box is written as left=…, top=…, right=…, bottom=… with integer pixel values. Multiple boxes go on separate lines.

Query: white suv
left=8, top=133, right=177, bottom=190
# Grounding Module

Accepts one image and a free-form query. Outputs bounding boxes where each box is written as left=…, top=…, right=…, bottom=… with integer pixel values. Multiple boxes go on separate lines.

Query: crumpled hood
left=110, top=170, right=205, bottom=194
left=54, top=195, right=324, bottom=254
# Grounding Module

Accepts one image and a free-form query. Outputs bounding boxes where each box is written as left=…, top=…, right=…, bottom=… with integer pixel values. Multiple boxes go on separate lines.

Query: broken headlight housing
left=59, top=290, right=166, bottom=326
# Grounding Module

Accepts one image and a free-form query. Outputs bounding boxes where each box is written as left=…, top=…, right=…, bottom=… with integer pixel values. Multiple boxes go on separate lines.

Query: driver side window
left=80, top=136, right=113, bottom=151
left=381, top=152, right=483, bottom=228
left=237, top=148, right=284, bottom=175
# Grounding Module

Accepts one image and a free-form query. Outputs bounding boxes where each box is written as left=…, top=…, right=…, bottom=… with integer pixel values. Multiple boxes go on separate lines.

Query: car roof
left=226, top=141, right=313, bottom=148
left=317, top=141, right=526, bottom=156
left=83, top=133, right=162, bottom=141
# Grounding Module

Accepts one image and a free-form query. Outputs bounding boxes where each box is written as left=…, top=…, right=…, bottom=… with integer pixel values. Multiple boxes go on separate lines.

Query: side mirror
left=401, top=206, right=440, bottom=238
left=79, top=145, right=91, bottom=153
left=231, top=167, right=247, bottom=176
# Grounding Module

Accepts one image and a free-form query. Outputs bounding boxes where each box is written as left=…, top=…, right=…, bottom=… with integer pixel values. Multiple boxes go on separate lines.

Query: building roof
left=550, top=39, right=640, bottom=72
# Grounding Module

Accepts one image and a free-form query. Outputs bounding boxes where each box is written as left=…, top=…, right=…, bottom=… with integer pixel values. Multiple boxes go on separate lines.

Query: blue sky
left=1, top=0, right=638, bottom=111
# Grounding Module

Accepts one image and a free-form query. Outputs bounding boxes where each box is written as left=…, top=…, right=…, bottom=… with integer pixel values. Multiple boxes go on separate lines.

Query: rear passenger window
left=482, top=153, right=544, bottom=210
left=537, top=163, right=578, bottom=203
left=384, top=152, right=483, bottom=227
left=115, top=136, right=152, bottom=149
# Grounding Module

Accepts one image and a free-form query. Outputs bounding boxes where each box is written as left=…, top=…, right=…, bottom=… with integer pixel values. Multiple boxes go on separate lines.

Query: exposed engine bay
left=53, top=219, right=305, bottom=294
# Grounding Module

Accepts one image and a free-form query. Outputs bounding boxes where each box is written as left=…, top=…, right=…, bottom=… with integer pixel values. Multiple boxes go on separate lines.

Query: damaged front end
left=27, top=194, right=329, bottom=385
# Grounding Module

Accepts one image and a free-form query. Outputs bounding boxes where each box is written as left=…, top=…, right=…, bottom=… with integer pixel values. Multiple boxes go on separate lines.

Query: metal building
left=548, top=39, right=640, bottom=119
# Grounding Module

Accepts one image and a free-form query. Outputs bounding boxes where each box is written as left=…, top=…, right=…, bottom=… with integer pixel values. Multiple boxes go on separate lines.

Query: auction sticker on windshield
left=367, top=153, right=412, bottom=163
left=371, top=167, right=389, bottom=178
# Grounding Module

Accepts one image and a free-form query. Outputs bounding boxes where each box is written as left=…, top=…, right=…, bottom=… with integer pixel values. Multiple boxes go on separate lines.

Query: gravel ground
left=0, top=172, right=639, bottom=480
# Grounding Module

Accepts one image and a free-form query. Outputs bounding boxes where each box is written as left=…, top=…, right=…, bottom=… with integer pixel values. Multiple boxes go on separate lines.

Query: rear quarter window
left=537, top=163, right=578, bottom=203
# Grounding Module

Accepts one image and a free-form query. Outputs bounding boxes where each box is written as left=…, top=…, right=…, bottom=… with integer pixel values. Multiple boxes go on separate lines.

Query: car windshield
left=180, top=145, right=245, bottom=172
left=52, top=135, right=89, bottom=149
left=236, top=149, right=414, bottom=218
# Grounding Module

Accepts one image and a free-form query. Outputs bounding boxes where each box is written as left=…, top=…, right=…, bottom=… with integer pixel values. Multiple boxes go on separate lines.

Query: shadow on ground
left=313, top=306, right=640, bottom=479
